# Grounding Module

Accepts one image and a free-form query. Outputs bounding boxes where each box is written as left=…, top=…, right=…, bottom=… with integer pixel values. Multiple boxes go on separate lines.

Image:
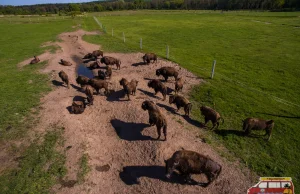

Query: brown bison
left=165, top=150, right=222, bottom=187
left=142, top=53, right=157, bottom=64
left=84, top=85, right=94, bottom=106
left=169, top=95, right=192, bottom=116
left=105, top=66, right=112, bottom=79
left=30, top=56, right=40, bottom=64
left=200, top=106, right=224, bottom=130
left=100, top=56, right=121, bottom=70
left=119, top=78, right=139, bottom=100
left=89, top=61, right=101, bottom=69
left=88, top=78, right=109, bottom=95
left=175, top=77, right=184, bottom=93
left=71, top=100, right=85, bottom=114
left=60, top=59, right=72, bottom=66
left=83, top=53, right=94, bottom=59
left=141, top=100, right=167, bottom=141
left=58, top=70, right=70, bottom=89
left=83, top=50, right=103, bottom=59
left=98, top=70, right=106, bottom=80
left=147, top=79, right=167, bottom=101
left=243, top=118, right=274, bottom=141
left=156, top=67, right=179, bottom=82
left=76, top=75, right=90, bottom=88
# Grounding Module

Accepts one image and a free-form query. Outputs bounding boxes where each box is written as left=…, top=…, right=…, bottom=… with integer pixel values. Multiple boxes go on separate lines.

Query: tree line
left=0, top=0, right=299, bottom=15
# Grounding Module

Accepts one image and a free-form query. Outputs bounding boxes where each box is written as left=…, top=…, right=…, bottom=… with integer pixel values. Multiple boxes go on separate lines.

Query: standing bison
left=169, top=94, right=192, bottom=116
left=156, top=67, right=179, bottom=82
left=76, top=75, right=90, bottom=88
left=147, top=79, right=167, bottom=101
left=141, top=100, right=167, bottom=141
left=200, top=106, right=224, bottom=130
left=119, top=78, right=139, bottom=100
left=88, top=78, right=110, bottom=95
left=165, top=150, right=222, bottom=187
left=100, top=56, right=121, bottom=70
left=243, top=118, right=274, bottom=141
left=58, top=70, right=70, bottom=89
left=142, top=53, right=157, bottom=64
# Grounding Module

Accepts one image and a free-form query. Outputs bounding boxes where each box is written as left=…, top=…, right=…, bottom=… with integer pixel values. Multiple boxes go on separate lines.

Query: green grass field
left=82, top=11, right=300, bottom=187
left=0, top=16, right=80, bottom=192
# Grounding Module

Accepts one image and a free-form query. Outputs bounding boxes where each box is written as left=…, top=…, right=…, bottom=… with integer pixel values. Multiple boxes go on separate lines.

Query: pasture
left=82, top=10, right=300, bottom=187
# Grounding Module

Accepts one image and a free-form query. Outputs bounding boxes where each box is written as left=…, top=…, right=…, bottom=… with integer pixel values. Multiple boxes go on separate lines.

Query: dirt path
left=21, top=29, right=254, bottom=194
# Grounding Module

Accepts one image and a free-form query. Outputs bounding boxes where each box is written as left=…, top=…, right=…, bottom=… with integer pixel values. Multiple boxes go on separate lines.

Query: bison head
left=141, top=101, right=150, bottom=111
left=169, top=95, right=176, bottom=104
left=156, top=69, right=161, bottom=76
left=119, top=78, right=128, bottom=86
left=147, top=80, right=153, bottom=88
left=165, top=158, right=179, bottom=179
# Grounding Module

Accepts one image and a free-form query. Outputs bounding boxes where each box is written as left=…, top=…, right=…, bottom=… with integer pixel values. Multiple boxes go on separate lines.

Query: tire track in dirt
left=20, top=29, right=254, bottom=194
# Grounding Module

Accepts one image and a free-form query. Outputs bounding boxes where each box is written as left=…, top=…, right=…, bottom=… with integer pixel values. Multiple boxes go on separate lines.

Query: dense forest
left=0, top=0, right=299, bottom=15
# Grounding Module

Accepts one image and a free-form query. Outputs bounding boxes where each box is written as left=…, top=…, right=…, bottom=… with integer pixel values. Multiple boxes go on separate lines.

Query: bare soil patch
left=20, top=29, right=254, bottom=193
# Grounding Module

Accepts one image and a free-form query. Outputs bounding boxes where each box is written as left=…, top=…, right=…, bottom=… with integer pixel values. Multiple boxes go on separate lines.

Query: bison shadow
left=110, top=119, right=154, bottom=141
left=214, top=129, right=247, bottom=137
left=73, top=96, right=86, bottom=102
left=70, top=84, right=83, bottom=92
left=106, top=89, right=129, bottom=102
left=138, top=88, right=160, bottom=100
left=156, top=103, right=179, bottom=115
left=52, top=80, right=64, bottom=87
left=182, top=116, right=206, bottom=128
left=132, top=62, right=147, bottom=67
left=66, top=106, right=73, bottom=113
left=120, top=166, right=200, bottom=185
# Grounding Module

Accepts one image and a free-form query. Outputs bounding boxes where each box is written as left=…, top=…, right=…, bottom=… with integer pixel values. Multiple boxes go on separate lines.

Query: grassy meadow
left=82, top=11, right=300, bottom=187
left=0, top=16, right=80, bottom=192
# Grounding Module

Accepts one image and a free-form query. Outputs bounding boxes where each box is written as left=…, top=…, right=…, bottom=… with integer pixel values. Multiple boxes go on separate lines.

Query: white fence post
left=211, top=60, right=217, bottom=79
left=166, top=45, right=169, bottom=59
left=123, top=32, right=125, bottom=43
left=140, top=38, right=142, bottom=49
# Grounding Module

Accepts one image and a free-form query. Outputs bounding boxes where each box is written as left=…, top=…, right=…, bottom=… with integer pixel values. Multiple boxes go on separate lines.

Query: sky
left=0, top=0, right=96, bottom=6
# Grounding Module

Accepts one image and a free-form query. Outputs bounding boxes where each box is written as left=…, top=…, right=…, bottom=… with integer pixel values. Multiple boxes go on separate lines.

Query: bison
left=88, top=78, right=109, bottom=95
left=147, top=79, right=167, bottom=101
left=100, top=56, right=121, bottom=70
left=169, top=94, right=192, bottom=116
left=84, top=85, right=94, bottom=106
left=60, top=59, right=72, bottom=66
left=141, top=100, right=167, bottom=140
left=105, top=66, right=112, bottom=79
left=175, top=77, right=184, bottom=93
left=58, top=70, right=70, bottom=89
left=119, top=78, right=139, bottom=100
left=83, top=50, right=103, bottom=60
left=76, top=75, right=90, bottom=88
left=156, top=67, right=179, bottom=82
left=98, top=70, right=106, bottom=80
left=165, top=150, right=222, bottom=187
left=142, top=53, right=157, bottom=64
left=71, top=100, right=85, bottom=114
left=30, top=56, right=40, bottom=64
left=89, top=61, right=101, bottom=69
left=243, top=118, right=274, bottom=141
left=200, top=106, right=224, bottom=130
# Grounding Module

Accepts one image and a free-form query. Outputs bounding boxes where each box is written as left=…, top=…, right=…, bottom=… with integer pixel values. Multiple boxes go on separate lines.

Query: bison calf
left=76, top=75, right=90, bottom=88
left=105, top=66, right=112, bottom=79
left=243, top=118, right=274, bottom=141
left=119, top=78, right=138, bottom=100
left=156, top=67, right=179, bottom=82
left=141, top=101, right=167, bottom=141
left=142, top=53, right=157, bottom=64
left=30, top=56, right=40, bottom=64
left=169, top=95, right=192, bottom=116
left=58, top=70, right=70, bottom=89
left=92, top=50, right=103, bottom=59
left=88, top=78, right=109, bottom=95
left=175, top=77, right=184, bottom=93
left=100, top=56, right=121, bottom=70
left=147, top=79, right=167, bottom=101
left=71, top=100, right=85, bottom=114
left=165, top=150, right=222, bottom=187
left=60, top=59, right=72, bottom=66
left=200, top=106, right=224, bottom=130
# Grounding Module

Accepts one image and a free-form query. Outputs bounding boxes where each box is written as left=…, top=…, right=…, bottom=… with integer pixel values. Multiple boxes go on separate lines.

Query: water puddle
left=76, top=64, right=94, bottom=78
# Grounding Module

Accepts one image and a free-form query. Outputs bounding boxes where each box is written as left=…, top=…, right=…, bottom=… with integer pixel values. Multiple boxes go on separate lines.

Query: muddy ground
left=19, top=29, right=254, bottom=194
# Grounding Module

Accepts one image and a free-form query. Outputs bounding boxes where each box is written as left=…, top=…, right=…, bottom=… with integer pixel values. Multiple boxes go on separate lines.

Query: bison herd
left=29, top=47, right=275, bottom=187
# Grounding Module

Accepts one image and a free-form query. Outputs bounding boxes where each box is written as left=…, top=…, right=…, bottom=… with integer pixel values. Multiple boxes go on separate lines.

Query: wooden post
left=211, top=60, right=216, bottom=79
left=140, top=38, right=142, bottom=49
left=123, top=32, right=125, bottom=43
left=166, top=45, right=169, bottom=59
left=112, top=28, right=113, bottom=36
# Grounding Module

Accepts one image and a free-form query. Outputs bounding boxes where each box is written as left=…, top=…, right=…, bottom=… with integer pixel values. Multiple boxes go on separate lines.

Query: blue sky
left=0, top=0, right=95, bottom=6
